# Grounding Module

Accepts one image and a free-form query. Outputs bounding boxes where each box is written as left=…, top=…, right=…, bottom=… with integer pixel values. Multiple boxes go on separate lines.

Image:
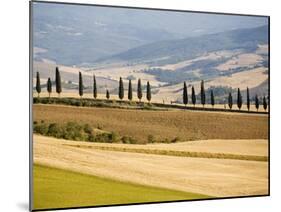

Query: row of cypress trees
left=35, top=67, right=268, bottom=111
left=35, top=67, right=152, bottom=103
left=103, top=77, right=151, bottom=102
left=183, top=80, right=267, bottom=111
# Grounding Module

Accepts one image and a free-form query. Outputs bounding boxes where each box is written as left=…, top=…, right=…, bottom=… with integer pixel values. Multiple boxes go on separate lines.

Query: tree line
left=182, top=80, right=268, bottom=111
left=35, top=67, right=268, bottom=112
left=35, top=67, right=152, bottom=103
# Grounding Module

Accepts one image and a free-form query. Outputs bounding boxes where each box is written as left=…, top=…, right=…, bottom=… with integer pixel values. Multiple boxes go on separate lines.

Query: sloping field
left=34, top=164, right=209, bottom=210
left=33, top=104, right=268, bottom=142
left=33, top=135, right=268, bottom=197
left=63, top=138, right=268, bottom=157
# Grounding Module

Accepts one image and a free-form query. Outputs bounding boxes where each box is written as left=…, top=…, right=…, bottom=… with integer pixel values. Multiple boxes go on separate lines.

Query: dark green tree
left=55, top=67, right=62, bottom=97
left=128, top=79, right=132, bottom=101
left=146, top=81, right=151, bottom=103
left=237, top=88, right=242, bottom=110
left=200, top=80, right=206, bottom=107
left=246, top=87, right=250, bottom=111
left=263, top=96, right=267, bottom=111
left=36, top=71, right=41, bottom=98
left=228, top=92, right=233, bottom=110
left=183, top=81, right=188, bottom=106
left=106, top=89, right=110, bottom=100
left=137, top=79, right=142, bottom=102
left=255, top=95, right=259, bottom=111
left=191, top=86, right=196, bottom=107
left=210, top=90, right=215, bottom=108
left=119, top=77, right=124, bottom=100
left=93, top=75, right=97, bottom=99
left=47, top=77, right=52, bottom=98
left=79, top=72, right=83, bottom=98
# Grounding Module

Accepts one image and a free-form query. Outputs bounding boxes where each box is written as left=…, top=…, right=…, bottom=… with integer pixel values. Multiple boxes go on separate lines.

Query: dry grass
left=62, top=139, right=268, bottom=157
left=33, top=104, right=268, bottom=143
left=216, top=53, right=263, bottom=71
left=152, top=50, right=242, bottom=71
left=33, top=135, right=268, bottom=197
left=64, top=144, right=267, bottom=162
left=207, top=67, right=268, bottom=90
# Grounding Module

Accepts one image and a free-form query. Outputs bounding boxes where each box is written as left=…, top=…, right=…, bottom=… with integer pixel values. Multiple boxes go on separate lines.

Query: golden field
left=34, top=135, right=268, bottom=197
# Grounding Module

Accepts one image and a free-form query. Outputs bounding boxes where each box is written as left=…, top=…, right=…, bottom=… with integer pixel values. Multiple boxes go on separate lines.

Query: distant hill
left=33, top=2, right=268, bottom=66
left=99, top=25, right=268, bottom=66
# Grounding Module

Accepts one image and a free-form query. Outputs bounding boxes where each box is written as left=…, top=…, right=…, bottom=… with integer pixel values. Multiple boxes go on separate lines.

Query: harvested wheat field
left=33, top=135, right=268, bottom=197
left=33, top=104, right=268, bottom=143
left=63, top=138, right=268, bottom=157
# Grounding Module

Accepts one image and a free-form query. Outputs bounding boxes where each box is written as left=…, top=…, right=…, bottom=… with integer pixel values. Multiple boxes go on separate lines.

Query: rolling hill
left=33, top=2, right=268, bottom=66
left=99, top=25, right=268, bottom=66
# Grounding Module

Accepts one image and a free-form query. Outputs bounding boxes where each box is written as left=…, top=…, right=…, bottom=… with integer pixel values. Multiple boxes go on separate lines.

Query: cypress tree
left=36, top=71, right=41, bottom=98
left=210, top=90, right=215, bottom=108
left=119, top=77, right=124, bottom=100
left=137, top=78, right=142, bottom=102
left=183, top=82, right=188, bottom=106
left=237, top=88, right=242, bottom=110
left=246, top=87, right=250, bottom=111
left=228, top=92, right=233, bottom=110
left=93, top=75, right=97, bottom=99
left=146, top=81, right=151, bottom=103
left=263, top=96, right=267, bottom=111
left=55, top=67, right=62, bottom=97
left=128, top=79, right=132, bottom=101
left=79, top=72, right=83, bottom=98
left=106, top=89, right=110, bottom=100
left=200, top=80, right=206, bottom=107
left=47, top=77, right=52, bottom=98
left=191, top=86, right=196, bottom=107
left=255, top=95, right=259, bottom=111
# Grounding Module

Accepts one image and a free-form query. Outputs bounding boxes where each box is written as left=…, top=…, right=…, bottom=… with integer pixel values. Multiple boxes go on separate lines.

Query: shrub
left=96, top=133, right=112, bottom=143
left=171, top=137, right=180, bottom=143
left=83, top=124, right=93, bottom=134
left=161, top=138, right=170, bottom=143
left=34, top=123, right=48, bottom=135
left=88, top=132, right=95, bottom=142
left=121, top=136, right=137, bottom=144
left=82, top=101, right=92, bottom=107
left=34, top=121, right=137, bottom=144
left=74, top=101, right=82, bottom=107
left=109, top=132, right=118, bottom=142
left=147, top=134, right=156, bottom=143
left=47, top=123, right=63, bottom=138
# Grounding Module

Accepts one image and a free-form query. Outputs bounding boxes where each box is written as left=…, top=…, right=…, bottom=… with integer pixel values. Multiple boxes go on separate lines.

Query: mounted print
left=30, top=1, right=269, bottom=211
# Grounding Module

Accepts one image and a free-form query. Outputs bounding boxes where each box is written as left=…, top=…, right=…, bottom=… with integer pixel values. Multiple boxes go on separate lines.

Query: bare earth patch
left=33, top=135, right=268, bottom=197
left=33, top=104, right=268, bottom=143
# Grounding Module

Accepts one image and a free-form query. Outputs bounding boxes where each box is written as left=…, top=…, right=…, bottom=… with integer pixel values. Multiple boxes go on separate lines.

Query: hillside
left=100, top=25, right=268, bottom=65
left=33, top=2, right=268, bottom=66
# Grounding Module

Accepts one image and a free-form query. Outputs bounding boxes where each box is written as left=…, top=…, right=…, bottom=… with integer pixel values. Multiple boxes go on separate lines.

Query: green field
left=33, top=165, right=209, bottom=210
left=33, top=164, right=210, bottom=210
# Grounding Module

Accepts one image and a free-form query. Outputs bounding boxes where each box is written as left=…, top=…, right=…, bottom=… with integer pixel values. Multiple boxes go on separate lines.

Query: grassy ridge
left=33, top=164, right=210, bottom=210
left=64, top=144, right=268, bottom=162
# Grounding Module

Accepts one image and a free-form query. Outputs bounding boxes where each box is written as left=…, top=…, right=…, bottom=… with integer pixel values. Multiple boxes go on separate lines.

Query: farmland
left=33, top=104, right=268, bottom=143
left=32, top=5, right=269, bottom=210
left=34, top=164, right=209, bottom=210
left=33, top=99, right=268, bottom=209
left=33, top=135, right=268, bottom=199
